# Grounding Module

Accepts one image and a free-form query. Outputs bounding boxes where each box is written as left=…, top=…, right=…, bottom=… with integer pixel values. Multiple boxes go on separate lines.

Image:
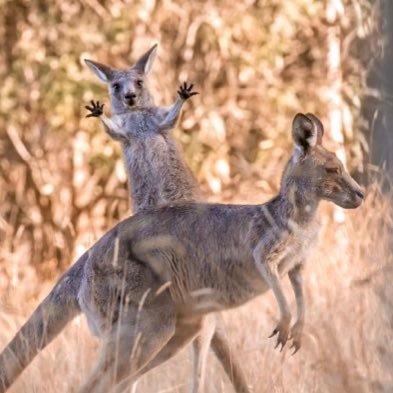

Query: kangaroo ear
left=84, top=59, right=114, bottom=83
left=305, top=113, right=324, bottom=144
left=292, top=113, right=316, bottom=152
left=131, top=44, right=158, bottom=75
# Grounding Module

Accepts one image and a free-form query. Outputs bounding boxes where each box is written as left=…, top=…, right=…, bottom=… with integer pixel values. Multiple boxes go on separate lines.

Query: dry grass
left=0, top=184, right=391, bottom=393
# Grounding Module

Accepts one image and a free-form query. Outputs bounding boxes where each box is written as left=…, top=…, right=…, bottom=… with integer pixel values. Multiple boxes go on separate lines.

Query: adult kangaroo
left=0, top=113, right=364, bottom=393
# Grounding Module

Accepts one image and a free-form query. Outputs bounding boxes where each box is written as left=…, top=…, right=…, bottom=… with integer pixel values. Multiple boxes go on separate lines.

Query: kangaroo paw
left=85, top=100, right=104, bottom=117
left=289, top=321, right=303, bottom=355
left=177, top=82, right=199, bottom=100
left=268, top=319, right=290, bottom=352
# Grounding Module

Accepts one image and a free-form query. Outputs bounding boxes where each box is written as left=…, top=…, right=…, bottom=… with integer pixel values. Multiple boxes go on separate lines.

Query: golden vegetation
left=0, top=0, right=392, bottom=392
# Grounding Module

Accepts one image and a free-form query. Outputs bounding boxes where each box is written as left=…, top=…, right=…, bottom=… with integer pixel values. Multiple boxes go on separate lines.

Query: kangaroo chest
left=188, top=219, right=319, bottom=312
left=268, top=229, right=315, bottom=275
left=123, top=135, right=197, bottom=212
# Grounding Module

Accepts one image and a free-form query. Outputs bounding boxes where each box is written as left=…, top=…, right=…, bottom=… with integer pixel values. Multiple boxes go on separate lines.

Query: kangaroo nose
left=125, top=93, right=136, bottom=100
left=355, top=189, right=365, bottom=200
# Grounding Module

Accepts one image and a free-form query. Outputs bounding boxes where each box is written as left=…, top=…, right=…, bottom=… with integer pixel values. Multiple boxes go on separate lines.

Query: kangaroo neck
left=277, top=184, right=319, bottom=226
left=111, top=106, right=151, bottom=116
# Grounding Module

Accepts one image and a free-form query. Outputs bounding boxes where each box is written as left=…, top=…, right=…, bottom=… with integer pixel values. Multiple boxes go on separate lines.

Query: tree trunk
left=366, top=0, right=393, bottom=189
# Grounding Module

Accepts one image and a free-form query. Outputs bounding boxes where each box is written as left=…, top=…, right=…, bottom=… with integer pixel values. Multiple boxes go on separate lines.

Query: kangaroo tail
left=0, top=252, right=88, bottom=392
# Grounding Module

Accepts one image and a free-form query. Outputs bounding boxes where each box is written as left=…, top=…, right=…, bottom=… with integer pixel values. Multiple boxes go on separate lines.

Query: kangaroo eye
left=136, top=80, right=143, bottom=88
left=326, top=167, right=340, bottom=174
left=112, top=83, right=120, bottom=91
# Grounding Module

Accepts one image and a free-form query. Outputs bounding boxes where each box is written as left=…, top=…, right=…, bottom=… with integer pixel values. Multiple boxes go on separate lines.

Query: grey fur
left=104, top=107, right=200, bottom=212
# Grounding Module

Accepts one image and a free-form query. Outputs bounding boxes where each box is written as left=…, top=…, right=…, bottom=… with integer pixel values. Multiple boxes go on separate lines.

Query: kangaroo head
left=85, top=44, right=158, bottom=114
left=281, top=113, right=364, bottom=209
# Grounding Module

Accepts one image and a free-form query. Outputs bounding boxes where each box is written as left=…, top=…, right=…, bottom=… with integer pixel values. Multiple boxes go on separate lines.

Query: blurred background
left=0, top=0, right=392, bottom=392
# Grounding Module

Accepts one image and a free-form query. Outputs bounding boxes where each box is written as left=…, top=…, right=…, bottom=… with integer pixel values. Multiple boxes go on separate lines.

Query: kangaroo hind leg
left=79, top=298, right=176, bottom=393
left=211, top=316, right=251, bottom=393
left=190, top=315, right=216, bottom=393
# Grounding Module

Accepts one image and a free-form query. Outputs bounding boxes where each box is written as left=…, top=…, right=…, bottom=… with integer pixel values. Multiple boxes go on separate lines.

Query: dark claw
left=290, top=342, right=300, bottom=356
left=274, top=338, right=286, bottom=352
left=268, top=329, right=278, bottom=338
left=269, top=323, right=290, bottom=352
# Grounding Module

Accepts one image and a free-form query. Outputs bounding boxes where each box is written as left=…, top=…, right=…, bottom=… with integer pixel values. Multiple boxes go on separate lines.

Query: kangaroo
left=84, top=45, right=250, bottom=393
left=74, top=112, right=364, bottom=393
left=0, top=113, right=364, bottom=393
left=84, top=44, right=200, bottom=212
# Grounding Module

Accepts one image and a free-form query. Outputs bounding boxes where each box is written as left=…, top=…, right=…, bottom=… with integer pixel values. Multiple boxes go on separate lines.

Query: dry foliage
left=0, top=0, right=392, bottom=392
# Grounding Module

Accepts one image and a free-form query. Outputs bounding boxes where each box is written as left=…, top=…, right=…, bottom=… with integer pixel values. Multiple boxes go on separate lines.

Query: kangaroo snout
left=349, top=187, right=365, bottom=208
left=354, top=189, right=365, bottom=200
left=124, top=93, right=137, bottom=106
left=344, top=176, right=365, bottom=209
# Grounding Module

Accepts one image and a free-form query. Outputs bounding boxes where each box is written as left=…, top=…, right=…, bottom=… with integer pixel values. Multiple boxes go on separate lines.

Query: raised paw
left=268, top=319, right=290, bottom=352
left=177, top=82, right=199, bottom=100
left=289, top=321, right=303, bottom=355
left=85, top=100, right=104, bottom=118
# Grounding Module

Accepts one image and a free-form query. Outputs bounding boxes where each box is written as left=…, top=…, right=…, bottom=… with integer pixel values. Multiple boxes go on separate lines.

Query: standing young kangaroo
left=0, top=112, right=364, bottom=393
left=84, top=44, right=249, bottom=392
left=84, top=44, right=200, bottom=211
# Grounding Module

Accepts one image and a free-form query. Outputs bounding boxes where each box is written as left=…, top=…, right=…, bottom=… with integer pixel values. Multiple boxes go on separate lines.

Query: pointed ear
left=305, top=113, right=324, bottom=144
left=131, top=44, right=158, bottom=75
left=84, top=59, right=114, bottom=83
left=292, top=113, right=316, bottom=152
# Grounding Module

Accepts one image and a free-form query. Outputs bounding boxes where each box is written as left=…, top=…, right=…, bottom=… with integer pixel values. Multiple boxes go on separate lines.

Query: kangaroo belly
left=164, top=252, right=271, bottom=314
